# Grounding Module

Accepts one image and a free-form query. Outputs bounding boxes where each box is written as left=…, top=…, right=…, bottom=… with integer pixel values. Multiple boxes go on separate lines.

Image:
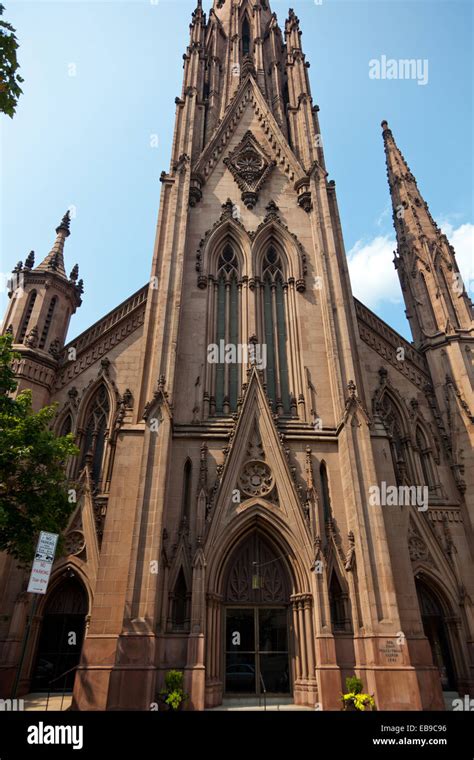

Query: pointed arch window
left=79, top=385, right=110, bottom=491
left=17, top=290, right=37, bottom=343
left=39, top=296, right=57, bottom=349
left=214, top=244, right=240, bottom=414
left=171, top=569, right=190, bottom=632
left=60, top=414, right=73, bottom=437
left=439, top=266, right=460, bottom=329
left=416, top=427, right=435, bottom=490
left=320, top=462, right=332, bottom=523
left=329, top=572, right=349, bottom=632
left=261, top=247, right=290, bottom=413
left=182, top=459, right=192, bottom=521
left=380, top=395, right=411, bottom=485
left=242, top=17, right=251, bottom=56
left=419, top=273, right=438, bottom=334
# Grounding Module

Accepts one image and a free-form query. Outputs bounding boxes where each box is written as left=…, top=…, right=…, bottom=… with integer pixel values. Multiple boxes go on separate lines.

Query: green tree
left=0, top=4, right=23, bottom=118
left=0, top=334, right=79, bottom=564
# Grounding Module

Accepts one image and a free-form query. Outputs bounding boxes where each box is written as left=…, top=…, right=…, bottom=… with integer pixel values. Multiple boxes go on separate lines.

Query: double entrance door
left=225, top=607, right=290, bottom=696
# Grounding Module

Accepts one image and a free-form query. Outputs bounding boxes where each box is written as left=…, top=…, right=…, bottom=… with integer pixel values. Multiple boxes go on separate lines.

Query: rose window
left=238, top=461, right=274, bottom=498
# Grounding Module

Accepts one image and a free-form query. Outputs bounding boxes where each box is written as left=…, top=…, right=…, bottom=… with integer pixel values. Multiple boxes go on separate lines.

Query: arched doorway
left=31, top=574, right=88, bottom=692
left=224, top=532, right=291, bottom=696
left=416, top=579, right=456, bottom=691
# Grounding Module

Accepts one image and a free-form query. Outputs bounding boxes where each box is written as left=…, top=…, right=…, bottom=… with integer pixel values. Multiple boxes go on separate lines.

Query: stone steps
left=206, top=696, right=313, bottom=711
left=22, top=692, right=72, bottom=711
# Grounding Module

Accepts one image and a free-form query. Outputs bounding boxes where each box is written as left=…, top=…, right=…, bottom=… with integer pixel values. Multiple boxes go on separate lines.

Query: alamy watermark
left=207, top=340, right=267, bottom=369
left=369, top=482, right=428, bottom=511
left=369, top=55, right=429, bottom=86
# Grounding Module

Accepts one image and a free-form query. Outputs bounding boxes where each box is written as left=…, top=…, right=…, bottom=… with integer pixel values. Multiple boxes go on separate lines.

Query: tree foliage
left=0, top=334, right=79, bottom=564
left=0, top=4, right=23, bottom=118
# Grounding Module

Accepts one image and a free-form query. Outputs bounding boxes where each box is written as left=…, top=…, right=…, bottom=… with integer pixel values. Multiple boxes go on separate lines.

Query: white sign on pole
left=27, top=531, right=59, bottom=594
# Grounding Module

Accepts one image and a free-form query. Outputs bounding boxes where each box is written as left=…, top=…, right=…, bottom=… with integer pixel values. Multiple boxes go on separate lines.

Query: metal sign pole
left=11, top=593, right=39, bottom=699
left=10, top=531, right=58, bottom=700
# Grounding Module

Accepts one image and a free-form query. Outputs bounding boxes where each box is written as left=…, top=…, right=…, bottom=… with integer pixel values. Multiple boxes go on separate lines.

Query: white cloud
left=347, top=221, right=474, bottom=308
left=347, top=234, right=400, bottom=309
left=375, top=201, right=391, bottom=229
left=439, top=221, right=474, bottom=294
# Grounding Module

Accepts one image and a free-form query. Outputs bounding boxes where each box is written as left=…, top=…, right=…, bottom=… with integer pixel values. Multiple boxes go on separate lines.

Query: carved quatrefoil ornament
left=224, top=131, right=276, bottom=209
left=238, top=460, right=274, bottom=498
left=65, top=530, right=86, bottom=557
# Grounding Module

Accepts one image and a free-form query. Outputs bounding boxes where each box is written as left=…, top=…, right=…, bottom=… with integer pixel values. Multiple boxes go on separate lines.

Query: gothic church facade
left=1, top=0, right=473, bottom=711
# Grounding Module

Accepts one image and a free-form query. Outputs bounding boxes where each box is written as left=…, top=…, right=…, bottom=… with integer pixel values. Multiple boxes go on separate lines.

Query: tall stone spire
left=382, top=120, right=473, bottom=345
left=35, top=210, right=71, bottom=278
left=284, top=7, right=325, bottom=170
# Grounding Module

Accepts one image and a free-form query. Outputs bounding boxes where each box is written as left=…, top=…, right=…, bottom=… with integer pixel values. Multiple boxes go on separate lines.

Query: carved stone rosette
left=223, top=130, right=276, bottom=209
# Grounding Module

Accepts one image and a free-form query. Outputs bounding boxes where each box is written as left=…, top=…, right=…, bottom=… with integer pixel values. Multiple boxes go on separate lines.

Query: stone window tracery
left=213, top=244, right=240, bottom=414
left=79, top=385, right=110, bottom=491
left=259, top=246, right=290, bottom=414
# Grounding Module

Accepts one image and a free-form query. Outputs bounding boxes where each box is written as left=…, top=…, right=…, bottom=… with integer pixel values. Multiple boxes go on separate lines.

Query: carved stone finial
left=347, top=380, right=357, bottom=399
left=48, top=338, right=62, bottom=359
left=56, top=210, right=71, bottom=237
left=221, top=198, right=234, bottom=216
left=265, top=200, right=279, bottom=219
left=24, top=325, right=39, bottom=348
left=123, top=388, right=133, bottom=407
left=68, top=386, right=79, bottom=408
left=344, top=531, right=356, bottom=571
left=100, top=357, right=110, bottom=375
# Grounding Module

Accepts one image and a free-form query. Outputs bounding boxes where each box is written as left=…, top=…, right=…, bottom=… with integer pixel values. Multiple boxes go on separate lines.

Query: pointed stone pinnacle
left=56, top=210, right=71, bottom=237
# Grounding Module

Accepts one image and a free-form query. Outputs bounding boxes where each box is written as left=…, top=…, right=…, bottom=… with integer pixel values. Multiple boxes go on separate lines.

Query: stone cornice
left=15, top=269, right=82, bottom=308
left=12, top=352, right=57, bottom=391
left=354, top=297, right=431, bottom=388
left=55, top=285, right=148, bottom=389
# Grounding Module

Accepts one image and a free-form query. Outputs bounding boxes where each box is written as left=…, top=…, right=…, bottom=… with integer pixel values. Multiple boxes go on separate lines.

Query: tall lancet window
left=79, top=385, right=110, bottom=490
left=215, top=244, right=239, bottom=414
left=416, top=427, right=435, bottom=490
left=242, top=17, right=250, bottom=56
left=17, top=290, right=37, bottom=343
left=262, top=247, right=290, bottom=414
left=39, top=296, right=57, bottom=349
left=418, top=272, right=437, bottom=334
left=182, top=459, right=192, bottom=522
left=320, top=462, right=332, bottom=523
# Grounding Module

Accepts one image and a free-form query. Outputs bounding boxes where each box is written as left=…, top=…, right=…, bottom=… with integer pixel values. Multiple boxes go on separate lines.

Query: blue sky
left=1, top=0, right=472, bottom=341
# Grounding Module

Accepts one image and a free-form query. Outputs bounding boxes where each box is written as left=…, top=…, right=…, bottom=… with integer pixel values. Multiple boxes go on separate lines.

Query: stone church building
left=1, top=0, right=473, bottom=711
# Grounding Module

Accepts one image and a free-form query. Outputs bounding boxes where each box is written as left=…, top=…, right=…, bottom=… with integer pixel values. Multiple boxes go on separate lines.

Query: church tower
left=4, top=0, right=472, bottom=711
left=69, top=0, right=456, bottom=711
left=382, top=120, right=474, bottom=516
left=3, top=211, right=83, bottom=409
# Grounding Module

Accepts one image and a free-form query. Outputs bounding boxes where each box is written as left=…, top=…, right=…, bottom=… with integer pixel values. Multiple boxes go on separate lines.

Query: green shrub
left=165, top=669, right=184, bottom=693
left=345, top=675, right=363, bottom=695
left=341, top=675, right=376, bottom=711
left=160, top=670, right=188, bottom=711
left=165, top=690, right=184, bottom=710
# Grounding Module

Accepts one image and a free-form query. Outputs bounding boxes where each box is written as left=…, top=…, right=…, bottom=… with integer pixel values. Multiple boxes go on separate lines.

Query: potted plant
left=159, top=669, right=189, bottom=711
left=341, top=675, right=376, bottom=711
